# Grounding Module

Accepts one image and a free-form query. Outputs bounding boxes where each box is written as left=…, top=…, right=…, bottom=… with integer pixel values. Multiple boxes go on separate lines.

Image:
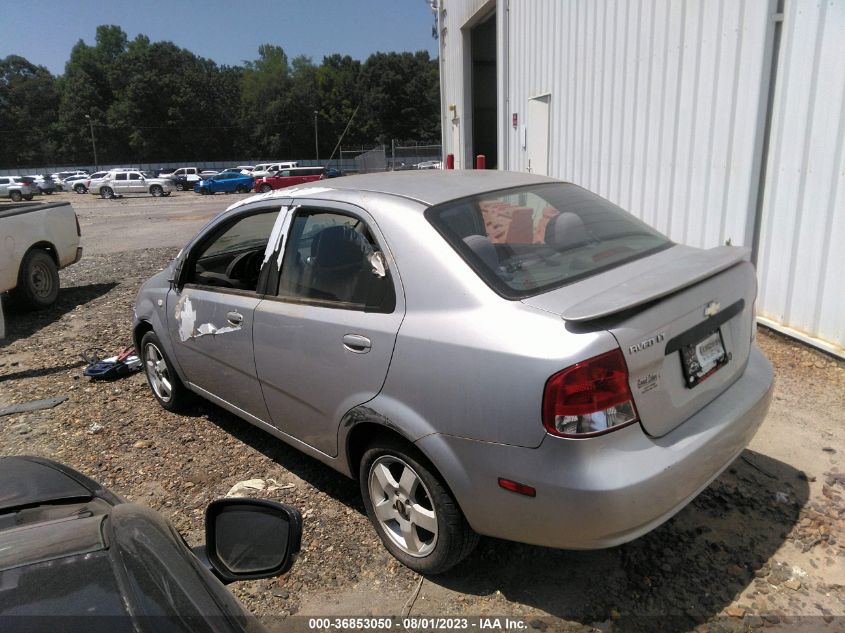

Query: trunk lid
left=523, top=245, right=757, bottom=437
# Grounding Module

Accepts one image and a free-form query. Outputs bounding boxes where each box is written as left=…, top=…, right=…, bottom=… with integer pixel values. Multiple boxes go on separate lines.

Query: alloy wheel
left=144, top=342, right=173, bottom=403
left=368, top=455, right=438, bottom=557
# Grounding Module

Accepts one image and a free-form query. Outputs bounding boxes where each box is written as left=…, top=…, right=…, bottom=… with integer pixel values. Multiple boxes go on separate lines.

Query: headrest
left=311, top=226, right=367, bottom=269
left=463, top=234, right=498, bottom=271
left=544, top=212, right=587, bottom=250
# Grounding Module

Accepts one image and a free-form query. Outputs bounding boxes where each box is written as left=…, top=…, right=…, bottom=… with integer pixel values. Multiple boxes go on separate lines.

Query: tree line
left=0, top=25, right=441, bottom=169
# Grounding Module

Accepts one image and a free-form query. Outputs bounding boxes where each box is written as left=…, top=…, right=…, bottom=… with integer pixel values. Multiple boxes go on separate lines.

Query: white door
left=526, top=95, right=550, bottom=176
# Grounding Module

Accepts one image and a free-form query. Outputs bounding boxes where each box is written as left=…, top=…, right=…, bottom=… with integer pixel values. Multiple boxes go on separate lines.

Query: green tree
left=0, top=55, right=61, bottom=167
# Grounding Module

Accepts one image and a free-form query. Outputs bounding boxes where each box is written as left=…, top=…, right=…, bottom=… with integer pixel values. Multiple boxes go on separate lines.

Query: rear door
left=253, top=201, right=405, bottom=456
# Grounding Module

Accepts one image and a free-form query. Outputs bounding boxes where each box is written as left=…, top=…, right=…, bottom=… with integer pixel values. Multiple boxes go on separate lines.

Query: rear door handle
left=226, top=311, right=244, bottom=327
left=342, top=334, right=371, bottom=353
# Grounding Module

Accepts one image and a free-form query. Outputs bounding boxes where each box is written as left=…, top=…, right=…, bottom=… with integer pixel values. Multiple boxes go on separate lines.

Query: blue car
left=194, top=172, right=254, bottom=194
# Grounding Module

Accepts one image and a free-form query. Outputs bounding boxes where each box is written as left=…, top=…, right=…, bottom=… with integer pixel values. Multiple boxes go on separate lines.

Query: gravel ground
left=0, top=198, right=843, bottom=632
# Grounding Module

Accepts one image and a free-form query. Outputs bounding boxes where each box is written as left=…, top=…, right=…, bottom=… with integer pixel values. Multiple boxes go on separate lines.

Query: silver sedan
left=133, top=171, right=773, bottom=573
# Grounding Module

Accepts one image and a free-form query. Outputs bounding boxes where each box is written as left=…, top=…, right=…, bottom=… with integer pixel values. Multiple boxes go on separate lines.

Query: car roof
left=235, top=170, right=559, bottom=209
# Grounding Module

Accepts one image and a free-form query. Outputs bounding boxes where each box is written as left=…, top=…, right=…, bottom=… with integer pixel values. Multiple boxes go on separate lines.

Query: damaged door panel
left=165, top=206, right=291, bottom=422
left=168, top=289, right=269, bottom=421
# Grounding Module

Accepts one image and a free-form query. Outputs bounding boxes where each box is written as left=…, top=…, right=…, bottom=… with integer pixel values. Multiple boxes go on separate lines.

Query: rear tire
left=12, top=249, right=60, bottom=310
left=140, top=331, right=192, bottom=412
left=199, top=187, right=209, bottom=195
left=359, top=438, right=478, bottom=574
left=10, top=191, right=22, bottom=202
left=101, top=186, right=114, bottom=199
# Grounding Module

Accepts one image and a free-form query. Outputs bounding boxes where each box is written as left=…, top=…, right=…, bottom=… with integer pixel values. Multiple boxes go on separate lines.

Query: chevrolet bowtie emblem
left=704, top=301, right=721, bottom=318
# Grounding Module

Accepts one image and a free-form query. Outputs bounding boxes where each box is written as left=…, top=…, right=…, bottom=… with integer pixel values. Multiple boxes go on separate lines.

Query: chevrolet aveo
left=133, top=171, right=774, bottom=574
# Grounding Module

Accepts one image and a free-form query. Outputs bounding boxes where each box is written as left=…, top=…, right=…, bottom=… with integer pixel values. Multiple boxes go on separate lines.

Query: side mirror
left=199, top=498, right=302, bottom=584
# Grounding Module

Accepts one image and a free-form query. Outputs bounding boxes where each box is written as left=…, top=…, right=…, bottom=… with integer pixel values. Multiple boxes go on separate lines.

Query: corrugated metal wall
left=755, top=0, right=845, bottom=356
left=440, top=0, right=844, bottom=356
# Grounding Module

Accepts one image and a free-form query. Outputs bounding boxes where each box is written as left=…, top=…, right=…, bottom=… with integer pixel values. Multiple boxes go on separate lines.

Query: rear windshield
left=425, top=182, right=672, bottom=299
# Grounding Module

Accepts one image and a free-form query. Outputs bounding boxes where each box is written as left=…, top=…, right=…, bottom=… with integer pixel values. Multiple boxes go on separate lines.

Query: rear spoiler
left=562, top=246, right=750, bottom=322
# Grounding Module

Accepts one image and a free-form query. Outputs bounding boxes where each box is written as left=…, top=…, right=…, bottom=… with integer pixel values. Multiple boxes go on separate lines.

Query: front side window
left=277, top=210, right=394, bottom=311
left=130, top=173, right=141, bottom=180
left=426, top=183, right=672, bottom=299
left=185, top=211, right=279, bottom=292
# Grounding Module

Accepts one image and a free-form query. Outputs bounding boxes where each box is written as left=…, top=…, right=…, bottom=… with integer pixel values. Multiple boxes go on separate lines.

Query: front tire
left=13, top=249, right=59, bottom=309
left=140, top=331, right=192, bottom=412
left=23, top=194, right=34, bottom=201
left=10, top=191, right=22, bottom=202
left=101, top=186, right=114, bottom=199
left=74, top=184, right=87, bottom=194
left=260, top=184, right=272, bottom=193
left=175, top=182, right=185, bottom=191
left=236, top=185, right=248, bottom=194
left=359, top=439, right=478, bottom=574
left=150, top=185, right=163, bottom=197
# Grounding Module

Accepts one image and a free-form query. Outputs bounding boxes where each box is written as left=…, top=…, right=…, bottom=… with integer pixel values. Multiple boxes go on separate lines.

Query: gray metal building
left=436, top=0, right=844, bottom=357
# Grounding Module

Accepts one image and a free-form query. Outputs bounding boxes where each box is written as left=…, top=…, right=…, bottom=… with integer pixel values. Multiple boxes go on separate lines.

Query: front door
left=167, top=208, right=286, bottom=422
left=253, top=202, right=405, bottom=456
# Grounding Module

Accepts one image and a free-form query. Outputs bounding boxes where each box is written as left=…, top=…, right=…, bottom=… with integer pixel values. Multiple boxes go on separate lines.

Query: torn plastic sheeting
left=174, top=294, right=197, bottom=342
left=225, top=478, right=295, bottom=498
left=276, top=205, right=299, bottom=268
left=262, top=206, right=289, bottom=265
left=196, top=322, right=239, bottom=337
left=174, top=294, right=241, bottom=341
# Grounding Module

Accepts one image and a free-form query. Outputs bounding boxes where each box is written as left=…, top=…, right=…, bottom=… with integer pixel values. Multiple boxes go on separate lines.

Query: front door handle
left=342, top=334, right=371, bottom=353
left=226, top=311, right=244, bottom=327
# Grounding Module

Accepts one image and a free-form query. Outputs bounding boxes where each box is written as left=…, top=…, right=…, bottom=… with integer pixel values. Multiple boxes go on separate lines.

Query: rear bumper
left=415, top=346, right=773, bottom=549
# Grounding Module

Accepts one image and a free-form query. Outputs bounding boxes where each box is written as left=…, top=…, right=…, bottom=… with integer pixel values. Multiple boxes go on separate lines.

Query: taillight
left=542, top=349, right=639, bottom=438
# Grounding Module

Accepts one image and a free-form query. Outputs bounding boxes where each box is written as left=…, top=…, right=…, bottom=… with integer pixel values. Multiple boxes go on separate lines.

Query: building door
left=470, top=12, right=497, bottom=168
left=526, top=95, right=550, bottom=176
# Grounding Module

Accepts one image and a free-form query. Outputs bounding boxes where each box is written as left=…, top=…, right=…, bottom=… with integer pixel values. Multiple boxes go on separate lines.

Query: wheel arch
left=342, top=409, right=463, bottom=508
left=21, top=242, right=59, bottom=269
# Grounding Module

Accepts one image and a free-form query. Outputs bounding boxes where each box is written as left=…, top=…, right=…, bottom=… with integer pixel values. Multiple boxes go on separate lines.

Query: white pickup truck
left=1, top=201, right=82, bottom=318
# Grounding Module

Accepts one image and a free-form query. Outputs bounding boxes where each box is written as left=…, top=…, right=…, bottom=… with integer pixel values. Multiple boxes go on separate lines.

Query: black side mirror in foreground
left=197, top=498, right=302, bottom=584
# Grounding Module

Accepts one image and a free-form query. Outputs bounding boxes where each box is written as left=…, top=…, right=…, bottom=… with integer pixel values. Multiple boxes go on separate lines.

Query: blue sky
left=0, top=0, right=439, bottom=75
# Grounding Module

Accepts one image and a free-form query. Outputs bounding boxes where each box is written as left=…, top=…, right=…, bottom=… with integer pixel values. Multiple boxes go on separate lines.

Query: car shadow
left=427, top=449, right=808, bottom=631
left=187, top=400, right=364, bottom=510
left=1, top=282, right=117, bottom=345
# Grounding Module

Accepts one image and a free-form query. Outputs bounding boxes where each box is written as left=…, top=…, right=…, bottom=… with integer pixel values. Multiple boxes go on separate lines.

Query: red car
left=253, top=167, right=326, bottom=193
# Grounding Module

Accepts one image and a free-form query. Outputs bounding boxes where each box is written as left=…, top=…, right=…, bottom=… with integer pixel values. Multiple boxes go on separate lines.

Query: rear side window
left=426, top=182, right=672, bottom=299
left=277, top=210, right=395, bottom=312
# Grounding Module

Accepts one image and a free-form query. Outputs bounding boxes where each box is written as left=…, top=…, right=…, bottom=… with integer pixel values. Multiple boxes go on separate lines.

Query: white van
left=251, top=161, right=298, bottom=179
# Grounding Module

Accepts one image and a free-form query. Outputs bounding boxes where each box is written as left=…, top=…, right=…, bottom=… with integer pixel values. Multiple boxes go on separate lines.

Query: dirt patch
left=1, top=244, right=842, bottom=632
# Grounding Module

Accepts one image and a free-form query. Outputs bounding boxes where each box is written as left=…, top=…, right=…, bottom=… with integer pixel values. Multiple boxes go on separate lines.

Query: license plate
left=680, top=330, right=728, bottom=388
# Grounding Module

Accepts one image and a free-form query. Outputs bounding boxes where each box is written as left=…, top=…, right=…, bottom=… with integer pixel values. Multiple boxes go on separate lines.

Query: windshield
left=426, top=182, right=672, bottom=299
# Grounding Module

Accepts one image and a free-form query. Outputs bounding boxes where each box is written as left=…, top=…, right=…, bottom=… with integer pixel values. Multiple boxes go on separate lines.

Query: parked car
left=195, top=172, right=255, bottom=195
left=0, top=200, right=82, bottom=308
left=0, top=455, right=302, bottom=630
left=54, top=169, right=89, bottom=181
left=416, top=160, right=443, bottom=170
left=200, top=170, right=219, bottom=177
left=0, top=176, right=37, bottom=202
left=25, top=174, right=56, bottom=194
left=251, top=162, right=298, bottom=179
left=133, top=171, right=774, bottom=574
left=253, top=166, right=325, bottom=193
left=88, top=170, right=173, bottom=198
left=323, top=167, right=344, bottom=178
left=159, top=166, right=202, bottom=190
left=63, top=173, right=92, bottom=193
